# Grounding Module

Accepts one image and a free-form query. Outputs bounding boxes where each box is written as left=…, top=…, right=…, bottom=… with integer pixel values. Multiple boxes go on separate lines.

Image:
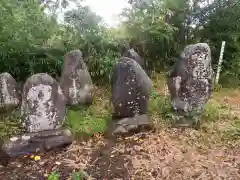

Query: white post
left=215, top=41, right=226, bottom=84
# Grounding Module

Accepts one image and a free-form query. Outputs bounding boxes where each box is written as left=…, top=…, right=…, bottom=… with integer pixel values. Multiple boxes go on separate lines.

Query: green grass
left=0, top=109, right=22, bottom=140
left=149, top=89, right=230, bottom=127
left=47, top=171, right=59, bottom=180
left=149, top=91, right=172, bottom=127
left=202, top=100, right=222, bottom=122
left=47, top=170, right=86, bottom=180
left=71, top=171, right=85, bottom=180
left=64, top=87, right=111, bottom=139
left=223, top=119, right=240, bottom=140
left=65, top=106, right=109, bottom=138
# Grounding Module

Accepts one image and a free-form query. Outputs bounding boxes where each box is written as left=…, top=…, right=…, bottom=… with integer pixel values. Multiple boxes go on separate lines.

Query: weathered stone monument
left=21, top=73, right=66, bottom=132
left=0, top=72, right=20, bottom=111
left=123, top=48, right=147, bottom=71
left=111, top=57, right=152, bottom=135
left=60, top=49, right=94, bottom=105
left=0, top=73, right=72, bottom=166
left=167, top=43, right=213, bottom=129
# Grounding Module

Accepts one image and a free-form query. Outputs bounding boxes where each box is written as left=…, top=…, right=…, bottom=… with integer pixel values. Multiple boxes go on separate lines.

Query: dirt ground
left=0, top=128, right=239, bottom=180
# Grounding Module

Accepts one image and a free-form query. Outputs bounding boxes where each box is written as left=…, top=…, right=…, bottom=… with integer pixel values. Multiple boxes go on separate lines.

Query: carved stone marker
left=0, top=72, right=20, bottom=111
left=21, top=73, right=66, bottom=132
left=167, top=43, right=213, bottom=128
left=111, top=57, right=152, bottom=135
left=60, top=49, right=94, bottom=105
left=0, top=73, right=72, bottom=166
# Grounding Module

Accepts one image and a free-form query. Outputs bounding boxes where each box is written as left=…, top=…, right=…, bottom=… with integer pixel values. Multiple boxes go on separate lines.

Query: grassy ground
left=0, top=73, right=240, bottom=179
left=64, top=86, right=111, bottom=140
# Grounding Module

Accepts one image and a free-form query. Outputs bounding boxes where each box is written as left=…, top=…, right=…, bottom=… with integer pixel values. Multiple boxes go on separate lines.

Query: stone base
left=171, top=113, right=201, bottom=130
left=0, top=128, right=73, bottom=166
left=110, top=114, right=152, bottom=136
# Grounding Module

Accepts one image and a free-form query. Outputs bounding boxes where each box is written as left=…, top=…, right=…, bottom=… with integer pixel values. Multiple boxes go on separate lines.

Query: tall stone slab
left=21, top=73, right=66, bottom=132
left=60, top=49, right=94, bottom=105
left=0, top=72, right=20, bottom=111
left=111, top=57, right=152, bottom=135
left=167, top=43, right=214, bottom=128
left=0, top=73, right=72, bottom=166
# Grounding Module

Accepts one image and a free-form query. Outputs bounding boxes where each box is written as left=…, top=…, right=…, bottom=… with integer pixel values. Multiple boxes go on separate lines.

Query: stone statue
left=167, top=43, right=213, bottom=129
left=60, top=49, right=94, bottom=105
left=111, top=57, right=152, bottom=135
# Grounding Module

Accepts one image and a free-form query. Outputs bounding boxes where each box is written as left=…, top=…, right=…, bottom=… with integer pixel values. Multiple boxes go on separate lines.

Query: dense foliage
left=0, top=0, right=239, bottom=86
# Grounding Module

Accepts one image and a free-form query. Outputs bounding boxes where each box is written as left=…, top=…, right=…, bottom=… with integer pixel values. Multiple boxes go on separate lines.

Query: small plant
left=224, top=119, right=240, bottom=140
left=0, top=109, right=22, bottom=139
left=72, top=171, right=85, bottom=180
left=48, top=171, right=59, bottom=180
left=149, top=90, right=173, bottom=125
left=202, top=101, right=221, bottom=122
left=213, top=83, right=222, bottom=92
left=150, top=91, right=160, bottom=99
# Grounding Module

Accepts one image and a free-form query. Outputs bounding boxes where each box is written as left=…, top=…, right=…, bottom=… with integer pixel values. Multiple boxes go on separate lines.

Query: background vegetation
left=0, top=0, right=239, bottom=85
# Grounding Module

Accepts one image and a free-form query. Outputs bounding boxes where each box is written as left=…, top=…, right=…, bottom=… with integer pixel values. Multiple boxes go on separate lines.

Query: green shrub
left=88, top=51, right=119, bottom=82
left=47, top=171, right=59, bottom=180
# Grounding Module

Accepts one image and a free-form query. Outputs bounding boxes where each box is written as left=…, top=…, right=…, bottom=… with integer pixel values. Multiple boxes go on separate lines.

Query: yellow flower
left=34, top=156, right=41, bottom=161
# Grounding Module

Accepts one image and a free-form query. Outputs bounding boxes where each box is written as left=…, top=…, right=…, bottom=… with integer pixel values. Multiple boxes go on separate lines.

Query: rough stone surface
left=123, top=48, right=146, bottom=70
left=111, top=57, right=152, bottom=135
left=111, top=57, right=152, bottom=118
left=111, top=114, right=152, bottom=135
left=60, top=49, right=94, bottom=105
left=167, top=43, right=213, bottom=128
left=0, top=72, right=21, bottom=111
left=21, top=73, right=66, bottom=133
left=0, top=129, right=72, bottom=166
